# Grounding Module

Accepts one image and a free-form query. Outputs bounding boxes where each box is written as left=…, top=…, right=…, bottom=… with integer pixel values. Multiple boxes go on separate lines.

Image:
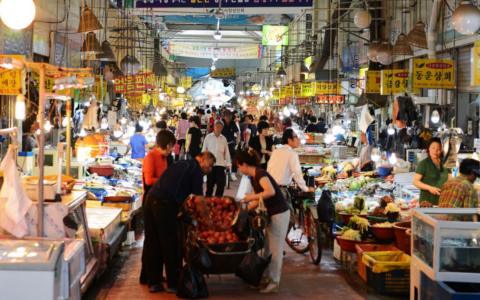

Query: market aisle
left=96, top=179, right=371, bottom=300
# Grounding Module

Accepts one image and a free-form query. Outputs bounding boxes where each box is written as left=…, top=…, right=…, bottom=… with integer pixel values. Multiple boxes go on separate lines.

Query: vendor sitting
left=439, top=159, right=480, bottom=208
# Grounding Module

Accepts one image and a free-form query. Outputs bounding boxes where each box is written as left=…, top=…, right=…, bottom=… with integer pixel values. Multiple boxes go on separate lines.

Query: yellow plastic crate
left=362, top=251, right=410, bottom=273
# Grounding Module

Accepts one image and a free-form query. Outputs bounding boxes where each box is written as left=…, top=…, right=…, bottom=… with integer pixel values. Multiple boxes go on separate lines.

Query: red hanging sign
left=315, top=95, right=345, bottom=104
left=114, top=73, right=156, bottom=93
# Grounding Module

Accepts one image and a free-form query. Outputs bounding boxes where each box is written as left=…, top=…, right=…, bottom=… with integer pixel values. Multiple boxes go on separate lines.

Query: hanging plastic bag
left=176, top=263, right=209, bottom=299
left=189, top=243, right=212, bottom=274
left=235, top=251, right=272, bottom=287
left=232, top=203, right=250, bottom=240
left=236, top=175, right=252, bottom=200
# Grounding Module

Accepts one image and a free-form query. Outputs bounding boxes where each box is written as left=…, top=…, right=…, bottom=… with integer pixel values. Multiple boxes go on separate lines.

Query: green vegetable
left=350, top=180, right=361, bottom=190
left=354, top=195, right=366, bottom=212
left=344, top=207, right=361, bottom=214
left=340, top=226, right=351, bottom=234
left=342, top=229, right=361, bottom=241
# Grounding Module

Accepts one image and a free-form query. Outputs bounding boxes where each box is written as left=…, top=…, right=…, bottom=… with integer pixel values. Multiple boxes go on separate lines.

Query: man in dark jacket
left=316, top=117, right=327, bottom=134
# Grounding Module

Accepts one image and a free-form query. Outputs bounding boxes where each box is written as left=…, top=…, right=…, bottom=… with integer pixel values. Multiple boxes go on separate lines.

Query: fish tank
left=412, top=208, right=480, bottom=283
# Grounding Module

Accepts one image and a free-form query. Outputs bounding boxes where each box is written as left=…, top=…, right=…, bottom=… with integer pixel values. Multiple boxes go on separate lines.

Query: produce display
left=420, top=201, right=434, bottom=208
left=349, top=216, right=370, bottom=234
left=186, top=197, right=240, bottom=244
left=342, top=229, right=361, bottom=241
left=374, top=222, right=393, bottom=227
left=384, top=203, right=400, bottom=214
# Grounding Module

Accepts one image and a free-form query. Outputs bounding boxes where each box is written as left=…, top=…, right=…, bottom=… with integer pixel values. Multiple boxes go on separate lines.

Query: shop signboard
left=252, top=84, right=261, bottom=95
left=365, top=70, right=381, bottom=94
left=165, top=86, right=176, bottom=96
left=285, top=86, right=294, bottom=97
left=472, top=41, right=480, bottom=86
left=279, top=97, right=293, bottom=105
left=165, top=15, right=282, bottom=25
left=172, top=99, right=184, bottom=107
left=315, top=95, right=345, bottom=105
left=166, top=42, right=262, bottom=59
left=272, top=89, right=279, bottom=99
left=301, top=83, right=314, bottom=97
left=114, top=73, right=156, bottom=93
left=134, top=0, right=313, bottom=14
left=296, top=98, right=310, bottom=105
left=380, top=69, right=412, bottom=95
left=412, top=59, right=455, bottom=89
left=70, top=40, right=81, bottom=68
left=92, top=75, right=103, bottom=101
left=294, top=85, right=302, bottom=98
left=280, top=87, right=286, bottom=99
left=315, top=81, right=342, bottom=95
left=180, top=76, right=192, bottom=88
left=210, top=67, right=236, bottom=78
left=0, top=55, right=23, bottom=95
left=262, top=26, right=289, bottom=46
left=3, top=24, right=32, bottom=59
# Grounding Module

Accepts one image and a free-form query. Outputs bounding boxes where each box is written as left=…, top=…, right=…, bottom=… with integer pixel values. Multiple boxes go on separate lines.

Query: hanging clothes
left=395, top=96, right=417, bottom=127
left=82, top=101, right=100, bottom=130
left=393, top=98, right=408, bottom=128
left=0, top=145, right=32, bottom=238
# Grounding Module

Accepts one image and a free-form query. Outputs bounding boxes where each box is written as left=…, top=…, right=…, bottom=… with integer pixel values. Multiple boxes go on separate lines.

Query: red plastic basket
left=88, top=165, right=114, bottom=176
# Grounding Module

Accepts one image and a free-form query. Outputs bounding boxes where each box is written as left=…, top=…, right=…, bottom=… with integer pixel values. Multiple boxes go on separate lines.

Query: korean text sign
left=412, top=59, right=455, bottom=89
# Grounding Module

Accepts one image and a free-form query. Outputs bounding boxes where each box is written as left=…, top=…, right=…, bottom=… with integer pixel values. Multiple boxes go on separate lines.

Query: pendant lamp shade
left=405, top=22, right=428, bottom=49
left=452, top=0, right=480, bottom=35
left=153, top=62, right=168, bottom=76
left=367, top=39, right=383, bottom=62
left=392, top=33, right=414, bottom=56
left=354, top=9, right=371, bottom=29
left=121, top=55, right=140, bottom=75
left=376, top=41, right=394, bottom=65
left=96, top=40, right=116, bottom=61
left=300, top=63, right=310, bottom=75
left=81, top=32, right=102, bottom=54
left=323, top=55, right=344, bottom=70
left=145, top=99, right=156, bottom=114
left=276, top=66, right=287, bottom=77
left=78, top=7, right=103, bottom=33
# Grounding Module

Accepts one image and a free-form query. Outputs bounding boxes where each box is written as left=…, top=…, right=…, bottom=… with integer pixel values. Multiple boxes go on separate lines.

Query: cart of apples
left=186, top=196, right=241, bottom=244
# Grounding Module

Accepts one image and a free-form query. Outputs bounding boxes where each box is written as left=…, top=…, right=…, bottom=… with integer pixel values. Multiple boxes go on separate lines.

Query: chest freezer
left=0, top=238, right=85, bottom=300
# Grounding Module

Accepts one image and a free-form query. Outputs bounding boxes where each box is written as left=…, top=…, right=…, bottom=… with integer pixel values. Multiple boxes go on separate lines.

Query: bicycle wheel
left=308, top=210, right=323, bottom=264
left=285, top=210, right=309, bottom=253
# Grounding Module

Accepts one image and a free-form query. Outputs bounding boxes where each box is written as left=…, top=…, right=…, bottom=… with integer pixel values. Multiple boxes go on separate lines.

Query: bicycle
left=285, top=168, right=324, bottom=264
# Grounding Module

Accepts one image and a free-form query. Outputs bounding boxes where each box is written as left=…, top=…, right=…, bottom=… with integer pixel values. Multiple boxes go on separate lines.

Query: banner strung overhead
left=166, top=42, right=263, bottom=59
left=210, top=68, right=236, bottom=78
left=165, top=14, right=281, bottom=25
left=131, top=0, right=313, bottom=14
left=114, top=73, right=156, bottom=93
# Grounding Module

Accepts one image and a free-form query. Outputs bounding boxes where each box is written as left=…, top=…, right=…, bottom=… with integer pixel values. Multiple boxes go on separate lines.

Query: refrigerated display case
left=0, top=238, right=85, bottom=300
left=411, top=208, right=480, bottom=283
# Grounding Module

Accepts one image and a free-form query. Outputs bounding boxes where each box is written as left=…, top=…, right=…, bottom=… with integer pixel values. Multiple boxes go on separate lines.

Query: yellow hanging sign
left=301, top=83, right=314, bottom=97
left=0, top=55, right=23, bottom=95
left=473, top=41, right=480, bottom=86
left=412, top=59, right=455, bottom=89
left=273, top=89, right=279, bottom=99
left=365, top=71, right=381, bottom=94
left=180, top=76, right=192, bottom=88
left=210, top=68, right=236, bottom=77
left=315, top=81, right=342, bottom=95
left=294, top=85, right=302, bottom=97
left=381, top=69, right=414, bottom=95
left=280, top=87, right=286, bottom=99
left=285, top=86, right=294, bottom=97
left=165, top=87, right=176, bottom=96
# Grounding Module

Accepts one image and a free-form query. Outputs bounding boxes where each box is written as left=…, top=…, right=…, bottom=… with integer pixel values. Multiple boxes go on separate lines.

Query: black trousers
left=206, top=166, right=226, bottom=197
left=175, top=139, right=186, bottom=162
left=228, top=143, right=237, bottom=172
left=144, top=195, right=181, bottom=289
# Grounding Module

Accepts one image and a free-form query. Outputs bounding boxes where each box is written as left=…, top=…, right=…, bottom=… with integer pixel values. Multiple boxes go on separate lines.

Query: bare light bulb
left=300, top=139, right=306, bottom=144
left=177, top=86, right=185, bottom=94
left=0, top=0, right=36, bottom=30
left=211, top=65, right=216, bottom=71
left=387, top=124, right=395, bottom=135
left=371, top=148, right=380, bottom=162
left=214, top=31, right=222, bottom=41
left=44, top=120, right=52, bottom=133
left=389, top=153, right=397, bottom=165
left=431, top=110, right=440, bottom=123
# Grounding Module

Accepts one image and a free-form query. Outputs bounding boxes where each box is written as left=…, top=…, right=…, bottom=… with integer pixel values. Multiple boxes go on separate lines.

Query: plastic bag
left=189, top=245, right=212, bottom=274
left=175, top=143, right=181, bottom=155
left=232, top=203, right=250, bottom=240
left=176, top=263, right=209, bottom=299
left=235, top=251, right=272, bottom=287
left=317, top=190, right=335, bottom=224
left=236, top=175, right=252, bottom=200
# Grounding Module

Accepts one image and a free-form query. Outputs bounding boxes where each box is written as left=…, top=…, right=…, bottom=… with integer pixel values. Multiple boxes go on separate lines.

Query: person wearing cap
left=221, top=110, right=240, bottom=181
left=125, top=124, right=150, bottom=159
left=439, top=159, right=480, bottom=208
left=202, top=119, right=231, bottom=197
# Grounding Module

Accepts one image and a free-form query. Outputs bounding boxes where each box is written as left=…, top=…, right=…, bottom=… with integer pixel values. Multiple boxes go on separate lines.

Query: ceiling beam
left=162, top=24, right=263, bottom=31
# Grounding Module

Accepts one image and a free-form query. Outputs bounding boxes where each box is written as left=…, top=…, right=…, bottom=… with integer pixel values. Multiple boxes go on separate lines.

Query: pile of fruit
left=186, top=196, right=241, bottom=244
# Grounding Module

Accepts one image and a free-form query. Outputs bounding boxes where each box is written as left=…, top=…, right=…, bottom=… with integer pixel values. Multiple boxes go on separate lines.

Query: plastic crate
left=366, top=268, right=410, bottom=296
left=355, top=244, right=400, bottom=282
left=363, top=251, right=411, bottom=296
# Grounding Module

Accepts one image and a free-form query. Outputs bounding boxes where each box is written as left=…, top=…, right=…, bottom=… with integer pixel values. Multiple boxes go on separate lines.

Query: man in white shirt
left=202, top=120, right=231, bottom=197
left=267, top=128, right=315, bottom=209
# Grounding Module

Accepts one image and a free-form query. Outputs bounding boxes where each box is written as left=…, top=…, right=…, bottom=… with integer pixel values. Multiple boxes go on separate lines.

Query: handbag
left=174, top=143, right=180, bottom=155
left=252, top=193, right=270, bottom=231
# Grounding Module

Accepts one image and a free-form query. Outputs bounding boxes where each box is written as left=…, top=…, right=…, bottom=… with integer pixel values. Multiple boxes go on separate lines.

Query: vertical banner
left=0, top=55, right=23, bottom=95
left=473, top=41, right=480, bottom=86
left=366, top=71, right=381, bottom=94
left=381, top=69, right=414, bottom=95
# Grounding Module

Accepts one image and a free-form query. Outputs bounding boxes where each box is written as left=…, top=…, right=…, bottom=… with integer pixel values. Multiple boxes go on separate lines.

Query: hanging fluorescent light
left=15, top=95, right=25, bottom=120
left=0, top=0, right=36, bottom=30
left=214, top=31, right=222, bottom=41
left=431, top=110, right=440, bottom=123
left=452, top=1, right=480, bottom=34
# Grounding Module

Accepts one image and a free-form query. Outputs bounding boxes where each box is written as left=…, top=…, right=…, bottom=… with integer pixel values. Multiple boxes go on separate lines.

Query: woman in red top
left=140, top=130, right=176, bottom=289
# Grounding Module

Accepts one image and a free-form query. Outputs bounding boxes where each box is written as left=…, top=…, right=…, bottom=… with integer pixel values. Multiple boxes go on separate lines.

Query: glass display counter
left=412, top=208, right=480, bottom=283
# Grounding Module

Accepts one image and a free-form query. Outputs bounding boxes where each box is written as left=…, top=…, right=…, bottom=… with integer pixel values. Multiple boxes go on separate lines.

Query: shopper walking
left=207, top=107, right=220, bottom=133
left=202, top=120, right=231, bottom=197
left=186, top=116, right=203, bottom=159
left=304, top=116, right=318, bottom=133
left=249, top=121, right=274, bottom=169
left=125, top=124, right=149, bottom=159
left=236, top=149, right=290, bottom=294
left=267, top=129, right=315, bottom=210
left=144, top=151, right=215, bottom=293
left=316, top=117, right=327, bottom=134
left=140, top=130, right=176, bottom=288
left=221, top=110, right=240, bottom=181
left=175, top=112, right=190, bottom=161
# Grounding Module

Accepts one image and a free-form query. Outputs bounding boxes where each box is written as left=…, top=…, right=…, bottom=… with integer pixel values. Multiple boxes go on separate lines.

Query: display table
left=298, top=153, right=325, bottom=164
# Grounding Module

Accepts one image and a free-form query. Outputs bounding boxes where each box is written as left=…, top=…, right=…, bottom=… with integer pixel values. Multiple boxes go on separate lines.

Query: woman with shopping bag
left=235, top=149, right=290, bottom=294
